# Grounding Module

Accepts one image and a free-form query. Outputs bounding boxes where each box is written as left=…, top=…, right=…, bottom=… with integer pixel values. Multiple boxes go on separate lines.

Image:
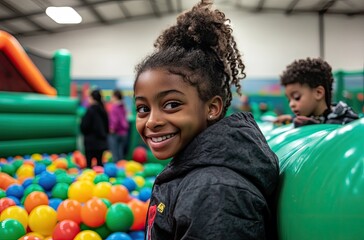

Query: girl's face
left=134, top=69, right=210, bottom=160
left=285, top=82, right=325, bottom=117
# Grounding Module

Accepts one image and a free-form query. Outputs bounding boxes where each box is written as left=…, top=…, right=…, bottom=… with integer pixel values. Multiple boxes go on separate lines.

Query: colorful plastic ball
left=127, top=198, right=148, bottom=231
left=93, top=182, right=112, bottom=199
left=0, top=197, right=16, bottom=213
left=1, top=164, right=16, bottom=176
left=6, top=196, right=20, bottom=206
left=52, top=220, right=80, bottom=240
left=23, top=184, right=45, bottom=198
left=132, top=147, right=147, bottom=163
left=16, top=164, right=35, bottom=179
left=81, top=198, right=108, bottom=228
left=122, top=177, right=137, bottom=192
left=74, top=230, right=102, bottom=240
left=18, top=235, right=43, bottom=240
left=21, top=178, right=34, bottom=189
left=24, top=191, right=49, bottom=213
left=106, top=203, right=134, bottom=232
left=93, top=173, right=109, bottom=184
left=125, top=161, right=143, bottom=176
left=68, top=180, right=94, bottom=203
left=100, top=198, right=112, bottom=208
left=49, top=198, right=63, bottom=211
left=5, top=183, right=24, bottom=199
left=34, top=163, right=46, bottom=175
left=129, top=231, right=145, bottom=240
left=38, top=171, right=57, bottom=191
left=106, top=232, right=133, bottom=240
left=138, top=187, right=152, bottom=202
left=0, top=219, right=26, bottom=240
left=90, top=223, right=112, bottom=239
left=28, top=205, right=57, bottom=236
left=104, top=163, right=118, bottom=177
left=57, top=199, right=82, bottom=224
left=107, top=185, right=130, bottom=203
left=51, top=182, right=69, bottom=200
left=23, top=232, right=44, bottom=239
left=0, top=205, right=29, bottom=230
left=0, top=189, right=5, bottom=198
left=92, top=166, right=104, bottom=174
left=132, top=176, right=145, bottom=188
left=31, top=153, right=43, bottom=161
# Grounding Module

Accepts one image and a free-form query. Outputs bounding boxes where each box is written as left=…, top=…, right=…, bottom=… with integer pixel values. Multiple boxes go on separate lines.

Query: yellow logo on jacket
left=157, top=202, right=165, bottom=213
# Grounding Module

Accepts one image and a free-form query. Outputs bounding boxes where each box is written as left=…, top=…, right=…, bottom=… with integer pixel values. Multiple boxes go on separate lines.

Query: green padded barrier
left=53, top=49, right=71, bottom=97
left=0, top=137, right=77, bottom=157
left=264, top=123, right=294, bottom=141
left=0, top=113, right=77, bottom=140
left=277, top=118, right=364, bottom=240
left=0, top=91, right=78, bottom=114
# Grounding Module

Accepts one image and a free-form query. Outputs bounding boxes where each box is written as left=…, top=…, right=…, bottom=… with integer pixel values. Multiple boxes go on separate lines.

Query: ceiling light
left=46, top=7, right=82, bottom=24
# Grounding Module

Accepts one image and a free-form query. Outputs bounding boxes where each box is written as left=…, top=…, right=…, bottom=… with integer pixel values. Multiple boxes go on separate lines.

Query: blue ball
left=104, top=163, right=118, bottom=177
left=34, top=163, right=46, bottom=175
left=21, top=178, right=33, bottom=189
left=49, top=198, right=63, bottom=210
left=138, top=187, right=152, bottom=202
left=38, top=171, right=57, bottom=191
left=6, top=184, right=24, bottom=199
left=122, top=177, right=137, bottom=192
left=129, top=231, right=145, bottom=240
left=106, top=232, right=132, bottom=240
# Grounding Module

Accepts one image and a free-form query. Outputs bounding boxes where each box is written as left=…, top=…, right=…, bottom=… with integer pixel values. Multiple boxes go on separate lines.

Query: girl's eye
left=293, top=96, right=301, bottom=101
left=136, top=105, right=150, bottom=113
left=165, top=102, right=181, bottom=110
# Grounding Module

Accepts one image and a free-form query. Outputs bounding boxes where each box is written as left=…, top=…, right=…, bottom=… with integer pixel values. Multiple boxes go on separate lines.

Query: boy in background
left=275, top=58, right=358, bottom=127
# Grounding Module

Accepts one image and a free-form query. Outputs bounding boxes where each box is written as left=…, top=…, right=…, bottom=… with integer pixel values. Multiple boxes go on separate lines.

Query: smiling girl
left=133, top=1, right=279, bottom=239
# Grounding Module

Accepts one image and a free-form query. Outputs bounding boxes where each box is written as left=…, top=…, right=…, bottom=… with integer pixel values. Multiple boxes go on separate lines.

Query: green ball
left=51, top=182, right=69, bottom=200
left=106, top=203, right=134, bottom=232
left=0, top=189, right=6, bottom=198
left=93, top=173, right=109, bottom=184
left=0, top=219, right=26, bottom=240
left=1, top=164, right=15, bottom=176
left=23, top=183, right=44, bottom=198
left=277, top=119, right=364, bottom=239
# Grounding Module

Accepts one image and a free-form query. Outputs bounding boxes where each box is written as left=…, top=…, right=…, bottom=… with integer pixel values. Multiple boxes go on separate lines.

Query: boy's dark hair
left=91, top=89, right=104, bottom=106
left=134, top=0, right=246, bottom=119
left=113, top=89, right=123, bottom=100
left=280, top=57, right=334, bottom=108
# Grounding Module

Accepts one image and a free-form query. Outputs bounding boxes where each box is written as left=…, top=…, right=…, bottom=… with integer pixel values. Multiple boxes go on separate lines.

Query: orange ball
left=24, top=191, right=49, bottom=213
left=57, top=199, right=82, bottom=224
left=107, top=185, right=130, bottom=204
left=127, top=198, right=148, bottom=231
left=81, top=198, right=108, bottom=228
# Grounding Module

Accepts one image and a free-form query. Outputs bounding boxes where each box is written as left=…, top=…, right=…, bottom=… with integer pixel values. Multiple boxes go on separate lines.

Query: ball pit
left=0, top=150, right=164, bottom=239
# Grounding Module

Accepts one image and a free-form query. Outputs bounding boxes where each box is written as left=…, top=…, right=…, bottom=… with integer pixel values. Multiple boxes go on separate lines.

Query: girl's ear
left=314, top=86, right=325, bottom=100
left=207, top=96, right=223, bottom=121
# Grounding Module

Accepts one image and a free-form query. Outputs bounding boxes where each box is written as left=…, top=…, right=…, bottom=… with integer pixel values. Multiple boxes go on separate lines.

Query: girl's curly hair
left=280, top=57, right=333, bottom=108
left=134, top=0, right=246, bottom=118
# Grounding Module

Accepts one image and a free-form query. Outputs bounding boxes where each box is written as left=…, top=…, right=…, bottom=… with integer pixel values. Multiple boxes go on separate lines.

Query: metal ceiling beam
left=149, top=0, right=161, bottom=17
left=285, top=0, right=300, bottom=14
left=319, top=0, right=337, bottom=13
left=80, top=0, right=109, bottom=24
left=118, top=1, right=131, bottom=18
left=0, top=0, right=53, bottom=33
left=255, top=0, right=266, bottom=12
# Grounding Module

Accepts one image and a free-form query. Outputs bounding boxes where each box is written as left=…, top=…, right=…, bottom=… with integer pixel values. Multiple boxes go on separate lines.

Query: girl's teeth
left=152, top=134, right=174, bottom=143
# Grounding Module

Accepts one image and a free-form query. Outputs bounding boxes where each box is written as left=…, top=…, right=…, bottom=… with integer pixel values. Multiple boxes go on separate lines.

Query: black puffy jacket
left=145, top=112, right=279, bottom=240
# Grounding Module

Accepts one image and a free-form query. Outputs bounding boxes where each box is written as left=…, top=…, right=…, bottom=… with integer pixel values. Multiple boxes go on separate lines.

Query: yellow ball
left=16, top=165, right=34, bottom=178
left=0, top=205, right=28, bottom=230
left=28, top=205, right=57, bottom=236
left=68, top=180, right=95, bottom=203
left=74, top=230, right=102, bottom=240
left=133, top=175, right=146, bottom=188
left=93, top=182, right=112, bottom=198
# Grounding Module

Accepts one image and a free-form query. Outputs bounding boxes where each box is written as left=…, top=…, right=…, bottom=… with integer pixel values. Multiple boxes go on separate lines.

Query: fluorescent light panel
left=46, top=7, right=82, bottom=24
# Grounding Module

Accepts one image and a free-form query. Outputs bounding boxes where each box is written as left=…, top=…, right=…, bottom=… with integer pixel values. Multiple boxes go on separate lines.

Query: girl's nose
left=146, top=112, right=164, bottom=129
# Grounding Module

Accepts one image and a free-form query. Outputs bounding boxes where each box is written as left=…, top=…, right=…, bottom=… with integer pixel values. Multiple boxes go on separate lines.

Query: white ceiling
left=0, top=0, right=363, bottom=37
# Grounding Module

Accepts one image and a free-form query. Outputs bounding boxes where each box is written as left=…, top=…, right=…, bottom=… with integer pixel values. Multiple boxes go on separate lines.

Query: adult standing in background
left=80, top=89, right=109, bottom=168
left=108, top=89, right=129, bottom=162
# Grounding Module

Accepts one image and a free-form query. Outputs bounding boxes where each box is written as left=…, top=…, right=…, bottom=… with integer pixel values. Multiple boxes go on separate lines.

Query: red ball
left=132, top=147, right=147, bottom=163
left=52, top=220, right=80, bottom=240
